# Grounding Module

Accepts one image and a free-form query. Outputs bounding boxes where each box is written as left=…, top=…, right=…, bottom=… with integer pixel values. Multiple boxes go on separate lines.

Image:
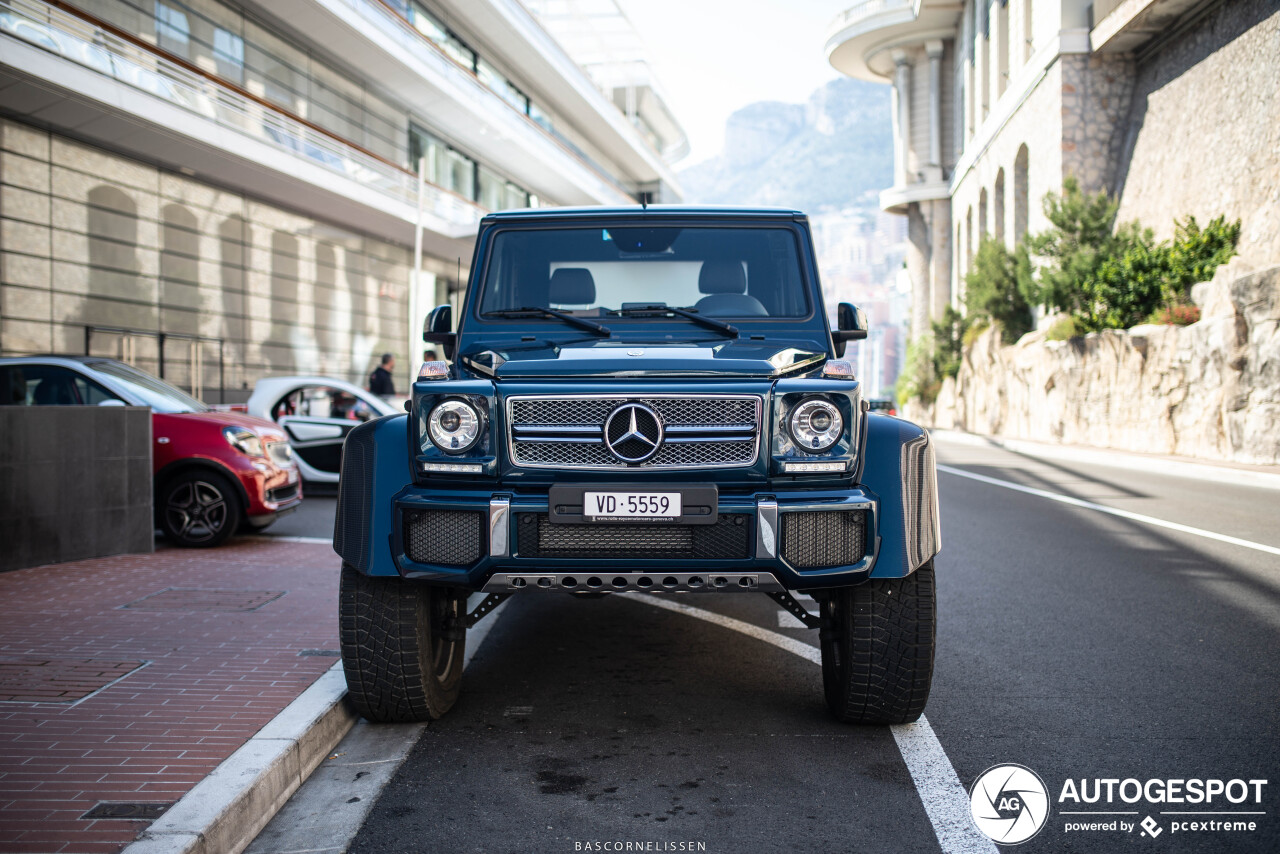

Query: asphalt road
left=252, top=439, right=1280, bottom=853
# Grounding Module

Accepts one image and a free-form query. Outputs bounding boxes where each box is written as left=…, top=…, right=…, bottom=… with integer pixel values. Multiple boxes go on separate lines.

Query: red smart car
left=0, top=356, right=302, bottom=547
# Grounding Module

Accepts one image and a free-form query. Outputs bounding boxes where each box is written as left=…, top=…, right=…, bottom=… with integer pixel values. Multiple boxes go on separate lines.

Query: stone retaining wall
left=907, top=259, right=1280, bottom=465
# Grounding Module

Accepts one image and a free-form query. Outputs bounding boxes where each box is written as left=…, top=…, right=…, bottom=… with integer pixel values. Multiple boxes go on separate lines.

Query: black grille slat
left=781, top=511, right=867, bottom=568
left=509, top=395, right=760, bottom=469
left=517, top=514, right=751, bottom=560
left=404, top=510, right=483, bottom=566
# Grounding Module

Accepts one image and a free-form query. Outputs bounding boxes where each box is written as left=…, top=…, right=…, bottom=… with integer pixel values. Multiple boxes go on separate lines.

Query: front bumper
left=389, top=487, right=879, bottom=592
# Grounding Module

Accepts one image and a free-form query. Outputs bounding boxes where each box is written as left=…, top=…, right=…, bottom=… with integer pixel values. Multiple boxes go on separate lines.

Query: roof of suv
left=481, top=205, right=807, bottom=223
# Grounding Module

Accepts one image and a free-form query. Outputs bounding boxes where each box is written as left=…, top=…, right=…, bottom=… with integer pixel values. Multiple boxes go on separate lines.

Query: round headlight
left=788, top=399, right=843, bottom=453
left=427, top=399, right=482, bottom=454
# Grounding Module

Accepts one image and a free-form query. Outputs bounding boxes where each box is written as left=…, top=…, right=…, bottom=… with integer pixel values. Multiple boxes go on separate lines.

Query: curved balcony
left=826, top=0, right=958, bottom=82
left=879, top=180, right=951, bottom=215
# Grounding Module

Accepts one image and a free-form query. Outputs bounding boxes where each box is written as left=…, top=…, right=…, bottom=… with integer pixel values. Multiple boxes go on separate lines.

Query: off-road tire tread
left=820, top=560, right=936, bottom=724
left=339, top=563, right=464, bottom=723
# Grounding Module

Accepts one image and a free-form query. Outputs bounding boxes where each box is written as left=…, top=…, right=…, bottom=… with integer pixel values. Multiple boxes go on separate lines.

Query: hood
left=463, top=339, right=827, bottom=380
left=166, top=409, right=287, bottom=438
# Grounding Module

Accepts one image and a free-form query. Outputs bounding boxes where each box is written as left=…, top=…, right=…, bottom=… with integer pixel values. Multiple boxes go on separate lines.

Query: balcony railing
left=339, top=0, right=636, bottom=201
left=0, top=0, right=486, bottom=231
left=829, top=0, right=916, bottom=33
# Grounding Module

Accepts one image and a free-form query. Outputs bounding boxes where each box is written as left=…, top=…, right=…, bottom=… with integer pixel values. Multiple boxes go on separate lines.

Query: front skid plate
left=482, top=571, right=784, bottom=594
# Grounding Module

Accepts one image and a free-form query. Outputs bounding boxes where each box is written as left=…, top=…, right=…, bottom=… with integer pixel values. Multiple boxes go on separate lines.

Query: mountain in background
left=677, top=77, right=893, bottom=211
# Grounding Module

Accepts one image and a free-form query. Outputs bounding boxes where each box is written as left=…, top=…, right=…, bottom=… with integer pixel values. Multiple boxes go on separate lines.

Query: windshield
left=89, top=361, right=209, bottom=413
left=478, top=225, right=811, bottom=321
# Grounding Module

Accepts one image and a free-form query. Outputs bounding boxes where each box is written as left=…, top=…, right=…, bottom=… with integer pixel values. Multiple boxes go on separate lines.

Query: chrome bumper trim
left=489, top=496, right=510, bottom=559
left=756, top=498, right=778, bottom=558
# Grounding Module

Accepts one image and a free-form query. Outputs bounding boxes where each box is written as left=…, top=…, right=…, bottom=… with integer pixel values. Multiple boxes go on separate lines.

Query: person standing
left=368, top=353, right=396, bottom=398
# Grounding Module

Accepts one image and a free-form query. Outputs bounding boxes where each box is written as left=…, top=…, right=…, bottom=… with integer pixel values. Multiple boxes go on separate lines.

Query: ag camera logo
left=970, top=764, right=1050, bottom=844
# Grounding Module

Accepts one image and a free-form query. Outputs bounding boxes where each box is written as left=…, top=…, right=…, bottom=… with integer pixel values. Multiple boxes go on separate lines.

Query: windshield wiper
left=610, top=303, right=739, bottom=338
left=486, top=307, right=611, bottom=337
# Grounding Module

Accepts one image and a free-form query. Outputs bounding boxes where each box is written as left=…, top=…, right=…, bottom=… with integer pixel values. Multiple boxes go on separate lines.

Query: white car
left=246, top=377, right=399, bottom=485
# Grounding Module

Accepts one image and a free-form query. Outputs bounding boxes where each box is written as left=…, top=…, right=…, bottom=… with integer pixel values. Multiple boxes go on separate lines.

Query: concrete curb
left=930, top=429, right=1280, bottom=491
left=120, top=662, right=356, bottom=854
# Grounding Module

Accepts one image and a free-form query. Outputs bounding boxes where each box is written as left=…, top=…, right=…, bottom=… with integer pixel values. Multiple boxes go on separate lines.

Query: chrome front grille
left=508, top=395, right=761, bottom=470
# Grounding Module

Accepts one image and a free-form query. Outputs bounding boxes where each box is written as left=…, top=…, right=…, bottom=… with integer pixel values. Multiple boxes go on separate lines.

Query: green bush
left=1045, top=316, right=1079, bottom=341
left=962, top=318, right=990, bottom=348
left=930, top=305, right=968, bottom=381
left=1025, top=178, right=1239, bottom=332
left=896, top=333, right=940, bottom=406
left=964, top=237, right=1035, bottom=344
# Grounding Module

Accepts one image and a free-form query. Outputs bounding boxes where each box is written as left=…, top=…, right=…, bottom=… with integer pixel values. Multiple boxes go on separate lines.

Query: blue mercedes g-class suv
left=334, top=207, right=940, bottom=725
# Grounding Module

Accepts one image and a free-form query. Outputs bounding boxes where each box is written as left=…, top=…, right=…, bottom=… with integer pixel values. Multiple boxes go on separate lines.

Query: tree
left=964, top=237, right=1035, bottom=344
left=930, top=305, right=968, bottom=381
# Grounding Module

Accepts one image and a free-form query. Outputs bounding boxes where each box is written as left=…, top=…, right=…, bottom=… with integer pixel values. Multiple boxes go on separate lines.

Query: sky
left=615, top=0, right=852, bottom=167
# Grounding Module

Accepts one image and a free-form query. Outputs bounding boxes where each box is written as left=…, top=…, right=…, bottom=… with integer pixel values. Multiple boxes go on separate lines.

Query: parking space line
left=628, top=595, right=996, bottom=854
left=937, top=464, right=1280, bottom=557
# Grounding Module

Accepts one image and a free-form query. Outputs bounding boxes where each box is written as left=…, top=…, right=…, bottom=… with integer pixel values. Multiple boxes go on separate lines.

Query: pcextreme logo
left=969, top=765, right=1269, bottom=844
left=969, top=764, right=1051, bottom=844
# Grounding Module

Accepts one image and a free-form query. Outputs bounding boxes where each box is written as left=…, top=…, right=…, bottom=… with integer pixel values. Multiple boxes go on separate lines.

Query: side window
left=0, top=367, right=27, bottom=405
left=15, top=366, right=110, bottom=407
left=72, top=375, right=121, bottom=405
left=271, top=390, right=302, bottom=420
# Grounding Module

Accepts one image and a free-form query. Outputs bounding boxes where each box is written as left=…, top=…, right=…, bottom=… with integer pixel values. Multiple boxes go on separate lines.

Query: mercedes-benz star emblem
left=604, top=403, right=664, bottom=464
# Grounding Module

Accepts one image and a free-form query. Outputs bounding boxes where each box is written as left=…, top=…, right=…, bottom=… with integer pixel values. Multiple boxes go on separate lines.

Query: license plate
left=583, top=491, right=682, bottom=522
left=286, top=468, right=299, bottom=485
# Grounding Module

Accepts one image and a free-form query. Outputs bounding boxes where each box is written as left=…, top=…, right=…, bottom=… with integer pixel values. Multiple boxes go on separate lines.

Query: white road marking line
left=627, top=595, right=996, bottom=854
left=892, top=717, right=996, bottom=854
left=937, top=463, right=1280, bottom=557
left=777, top=609, right=811, bottom=629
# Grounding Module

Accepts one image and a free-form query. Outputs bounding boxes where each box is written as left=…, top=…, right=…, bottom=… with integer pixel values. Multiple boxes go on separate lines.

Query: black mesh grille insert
left=517, top=514, right=751, bottom=560
left=403, top=510, right=484, bottom=566
left=781, top=510, right=867, bottom=568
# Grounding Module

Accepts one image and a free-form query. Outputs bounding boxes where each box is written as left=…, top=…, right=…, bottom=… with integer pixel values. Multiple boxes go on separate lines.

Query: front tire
left=339, top=563, right=466, bottom=722
left=159, top=470, right=241, bottom=548
left=818, top=560, right=936, bottom=724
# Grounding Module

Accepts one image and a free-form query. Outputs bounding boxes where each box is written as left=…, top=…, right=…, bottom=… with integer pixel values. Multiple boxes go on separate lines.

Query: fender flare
left=858, top=414, right=941, bottom=578
left=334, top=414, right=412, bottom=576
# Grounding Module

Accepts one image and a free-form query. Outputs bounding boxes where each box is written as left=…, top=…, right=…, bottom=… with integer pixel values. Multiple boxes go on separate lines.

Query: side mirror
left=422, top=304, right=456, bottom=360
left=832, top=302, right=869, bottom=357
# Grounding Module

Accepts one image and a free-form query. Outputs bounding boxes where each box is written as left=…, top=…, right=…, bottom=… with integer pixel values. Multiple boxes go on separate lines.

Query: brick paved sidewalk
left=0, top=540, right=341, bottom=854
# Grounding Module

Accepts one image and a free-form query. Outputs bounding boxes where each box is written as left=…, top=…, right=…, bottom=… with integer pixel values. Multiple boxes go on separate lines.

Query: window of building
left=155, top=1, right=190, bottom=58
left=504, top=182, right=530, bottom=210
left=478, top=57, right=530, bottom=114
left=1023, top=0, right=1034, bottom=63
left=1014, top=144, right=1029, bottom=240
left=477, top=165, right=505, bottom=211
left=445, top=148, right=476, bottom=200
left=408, top=2, right=477, bottom=70
left=528, top=100, right=553, bottom=133
left=994, top=168, right=1005, bottom=243
left=213, top=27, right=244, bottom=82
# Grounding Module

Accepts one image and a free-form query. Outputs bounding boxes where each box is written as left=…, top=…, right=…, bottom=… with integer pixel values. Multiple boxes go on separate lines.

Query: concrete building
left=1, top=0, right=684, bottom=399
left=825, top=0, right=1280, bottom=339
